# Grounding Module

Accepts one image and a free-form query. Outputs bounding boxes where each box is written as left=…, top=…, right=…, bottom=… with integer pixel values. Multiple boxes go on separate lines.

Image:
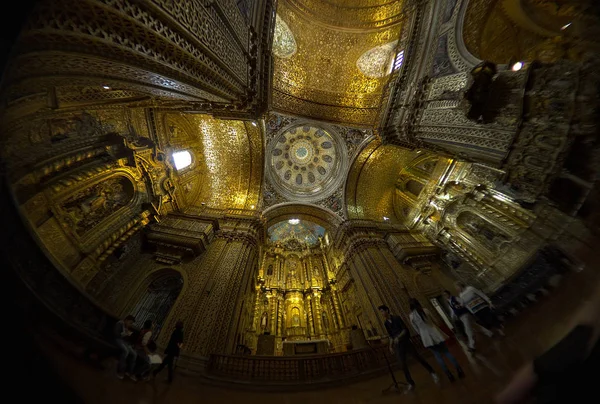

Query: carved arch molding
left=3, top=0, right=275, bottom=121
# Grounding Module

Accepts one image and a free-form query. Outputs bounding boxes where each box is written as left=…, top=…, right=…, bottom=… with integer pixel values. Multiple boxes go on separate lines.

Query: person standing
left=444, top=290, right=479, bottom=351
left=114, top=315, right=137, bottom=381
left=153, top=321, right=184, bottom=383
left=378, top=305, right=439, bottom=393
left=409, top=298, right=465, bottom=382
left=456, top=282, right=505, bottom=337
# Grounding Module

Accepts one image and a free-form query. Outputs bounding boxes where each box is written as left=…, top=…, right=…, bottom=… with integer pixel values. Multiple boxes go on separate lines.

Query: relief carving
left=59, top=176, right=134, bottom=236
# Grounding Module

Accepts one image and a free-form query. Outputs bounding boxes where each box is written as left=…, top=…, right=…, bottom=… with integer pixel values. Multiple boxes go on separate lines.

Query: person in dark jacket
left=379, top=305, right=439, bottom=393
left=153, top=321, right=184, bottom=383
left=114, top=315, right=137, bottom=380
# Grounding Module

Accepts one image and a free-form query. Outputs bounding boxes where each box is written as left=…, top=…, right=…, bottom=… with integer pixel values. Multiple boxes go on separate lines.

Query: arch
left=129, top=269, right=184, bottom=337
left=448, top=0, right=482, bottom=72
left=345, top=139, right=415, bottom=222
left=263, top=203, right=343, bottom=235
left=459, top=0, right=574, bottom=65
left=124, top=267, right=188, bottom=337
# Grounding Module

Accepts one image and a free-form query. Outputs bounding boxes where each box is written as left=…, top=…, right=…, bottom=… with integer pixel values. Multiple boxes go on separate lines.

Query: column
left=277, top=294, right=284, bottom=336
left=306, top=294, right=315, bottom=336
left=337, top=224, right=425, bottom=333
left=158, top=227, right=260, bottom=356
left=313, top=290, right=324, bottom=338
left=252, top=287, right=262, bottom=332
left=331, top=288, right=345, bottom=329
left=270, top=290, right=278, bottom=336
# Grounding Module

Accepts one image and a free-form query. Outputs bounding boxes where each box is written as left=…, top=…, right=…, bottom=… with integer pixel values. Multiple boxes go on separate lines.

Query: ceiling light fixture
left=288, top=218, right=300, bottom=225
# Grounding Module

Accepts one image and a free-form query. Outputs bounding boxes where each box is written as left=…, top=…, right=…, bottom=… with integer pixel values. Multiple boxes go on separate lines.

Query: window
left=172, top=150, right=192, bottom=170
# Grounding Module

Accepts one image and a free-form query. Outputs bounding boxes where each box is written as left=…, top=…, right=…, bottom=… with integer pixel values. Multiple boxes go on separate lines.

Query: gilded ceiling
left=272, top=0, right=403, bottom=127
left=164, top=114, right=262, bottom=211
left=286, top=0, right=404, bottom=29
left=345, top=139, right=415, bottom=223
left=463, top=0, right=585, bottom=64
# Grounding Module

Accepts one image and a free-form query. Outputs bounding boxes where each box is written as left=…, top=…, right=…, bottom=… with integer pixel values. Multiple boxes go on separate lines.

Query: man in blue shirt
left=379, top=305, right=439, bottom=392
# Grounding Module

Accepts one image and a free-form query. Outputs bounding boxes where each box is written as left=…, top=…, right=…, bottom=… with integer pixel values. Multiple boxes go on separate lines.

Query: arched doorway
left=129, top=270, right=183, bottom=337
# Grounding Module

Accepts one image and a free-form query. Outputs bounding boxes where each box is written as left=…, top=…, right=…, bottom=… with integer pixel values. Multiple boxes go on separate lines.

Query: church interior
left=1, top=0, right=599, bottom=403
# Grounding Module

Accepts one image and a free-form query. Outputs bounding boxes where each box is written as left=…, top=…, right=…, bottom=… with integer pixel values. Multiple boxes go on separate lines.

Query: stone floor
left=35, top=263, right=599, bottom=404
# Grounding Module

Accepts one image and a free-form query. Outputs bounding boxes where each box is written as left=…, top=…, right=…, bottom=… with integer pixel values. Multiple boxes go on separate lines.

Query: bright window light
left=173, top=151, right=192, bottom=170
left=288, top=218, right=300, bottom=225
left=511, top=61, right=524, bottom=71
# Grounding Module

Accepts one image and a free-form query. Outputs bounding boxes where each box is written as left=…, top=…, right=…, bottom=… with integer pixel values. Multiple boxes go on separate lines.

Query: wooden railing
left=207, top=346, right=393, bottom=384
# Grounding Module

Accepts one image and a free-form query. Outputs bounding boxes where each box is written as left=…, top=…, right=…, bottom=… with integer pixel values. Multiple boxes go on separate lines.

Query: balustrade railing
left=207, top=346, right=392, bottom=384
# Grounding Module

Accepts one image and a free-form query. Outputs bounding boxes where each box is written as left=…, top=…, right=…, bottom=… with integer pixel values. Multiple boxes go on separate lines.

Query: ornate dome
left=267, top=124, right=347, bottom=202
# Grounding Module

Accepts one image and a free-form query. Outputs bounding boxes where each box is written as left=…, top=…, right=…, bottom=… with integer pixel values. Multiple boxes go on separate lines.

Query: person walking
left=456, top=282, right=505, bottom=337
left=445, top=290, right=481, bottom=351
left=153, top=321, right=184, bottom=383
left=409, top=298, right=465, bottom=382
left=378, top=304, right=439, bottom=393
left=114, top=315, right=137, bottom=381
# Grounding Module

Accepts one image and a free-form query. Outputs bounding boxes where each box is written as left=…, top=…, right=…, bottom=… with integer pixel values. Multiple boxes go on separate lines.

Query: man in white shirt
left=456, top=282, right=505, bottom=337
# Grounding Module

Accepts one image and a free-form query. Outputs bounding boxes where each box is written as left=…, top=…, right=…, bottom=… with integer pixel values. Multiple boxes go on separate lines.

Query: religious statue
left=291, top=307, right=301, bottom=327
left=260, top=311, right=268, bottom=330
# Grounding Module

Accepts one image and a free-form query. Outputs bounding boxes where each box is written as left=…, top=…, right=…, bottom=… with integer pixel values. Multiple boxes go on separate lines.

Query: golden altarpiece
left=0, top=0, right=598, bottom=377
